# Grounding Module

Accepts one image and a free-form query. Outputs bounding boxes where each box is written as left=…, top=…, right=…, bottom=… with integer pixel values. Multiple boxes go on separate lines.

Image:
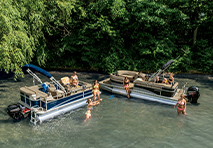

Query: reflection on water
left=0, top=71, right=213, bottom=148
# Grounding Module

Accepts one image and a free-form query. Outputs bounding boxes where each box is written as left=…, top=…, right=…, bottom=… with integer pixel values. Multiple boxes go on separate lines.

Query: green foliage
left=192, top=40, right=213, bottom=73
left=0, top=0, right=213, bottom=79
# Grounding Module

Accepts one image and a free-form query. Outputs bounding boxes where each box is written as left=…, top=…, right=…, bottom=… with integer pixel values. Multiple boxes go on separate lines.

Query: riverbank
left=0, top=68, right=213, bottom=83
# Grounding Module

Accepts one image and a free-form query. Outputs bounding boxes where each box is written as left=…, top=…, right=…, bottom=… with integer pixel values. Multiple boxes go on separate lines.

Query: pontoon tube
left=37, top=100, right=87, bottom=123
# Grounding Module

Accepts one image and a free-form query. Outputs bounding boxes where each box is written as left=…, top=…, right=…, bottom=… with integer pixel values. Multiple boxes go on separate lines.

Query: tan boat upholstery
left=20, top=85, right=48, bottom=99
left=116, top=70, right=138, bottom=81
left=60, top=77, right=70, bottom=86
left=110, top=73, right=124, bottom=83
left=134, top=81, right=178, bottom=90
left=20, top=87, right=36, bottom=96
left=111, top=70, right=147, bottom=83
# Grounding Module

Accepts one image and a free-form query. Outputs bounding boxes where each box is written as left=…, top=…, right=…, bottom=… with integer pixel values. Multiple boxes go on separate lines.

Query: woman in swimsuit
left=162, top=78, right=169, bottom=85
left=92, top=80, right=102, bottom=101
left=168, top=73, right=174, bottom=85
left=70, top=71, right=78, bottom=87
left=124, top=77, right=130, bottom=98
left=173, top=94, right=187, bottom=115
left=84, top=98, right=101, bottom=122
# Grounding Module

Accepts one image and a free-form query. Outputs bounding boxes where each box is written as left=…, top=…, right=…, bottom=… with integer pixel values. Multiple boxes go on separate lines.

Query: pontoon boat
left=7, top=64, right=98, bottom=125
left=99, top=59, right=200, bottom=105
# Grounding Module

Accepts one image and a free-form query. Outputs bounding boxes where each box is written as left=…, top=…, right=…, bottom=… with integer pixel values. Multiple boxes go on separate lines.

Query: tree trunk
left=193, top=25, right=199, bottom=45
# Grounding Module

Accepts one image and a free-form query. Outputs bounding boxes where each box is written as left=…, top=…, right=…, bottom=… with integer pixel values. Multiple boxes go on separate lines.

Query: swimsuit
left=85, top=107, right=93, bottom=115
left=124, top=81, right=129, bottom=88
left=72, top=75, right=77, bottom=80
left=85, top=112, right=91, bottom=115
left=164, top=80, right=167, bottom=83
left=92, top=90, right=99, bottom=93
left=92, top=84, right=99, bottom=92
left=72, top=75, right=78, bottom=85
left=178, top=101, right=184, bottom=105
left=169, top=77, right=173, bottom=84
left=177, top=101, right=185, bottom=111
left=93, top=85, right=99, bottom=89
left=177, top=107, right=185, bottom=111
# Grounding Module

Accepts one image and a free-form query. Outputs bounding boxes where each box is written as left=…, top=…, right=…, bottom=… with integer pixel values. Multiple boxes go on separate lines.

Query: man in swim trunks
left=173, top=94, right=187, bottom=115
left=70, top=71, right=78, bottom=87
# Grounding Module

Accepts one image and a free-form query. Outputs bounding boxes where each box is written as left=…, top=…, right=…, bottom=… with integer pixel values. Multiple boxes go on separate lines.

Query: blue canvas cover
left=23, top=64, right=52, bottom=78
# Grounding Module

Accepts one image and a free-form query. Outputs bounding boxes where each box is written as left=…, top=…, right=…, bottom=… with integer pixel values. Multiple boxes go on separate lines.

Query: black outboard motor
left=7, top=103, right=24, bottom=121
left=186, top=86, right=200, bottom=103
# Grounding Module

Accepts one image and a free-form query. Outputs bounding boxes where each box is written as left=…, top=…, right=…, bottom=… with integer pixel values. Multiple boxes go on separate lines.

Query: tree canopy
left=0, top=0, right=212, bottom=79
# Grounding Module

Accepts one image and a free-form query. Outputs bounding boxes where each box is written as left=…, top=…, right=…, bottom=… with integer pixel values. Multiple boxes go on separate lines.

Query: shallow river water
left=0, top=71, right=213, bottom=148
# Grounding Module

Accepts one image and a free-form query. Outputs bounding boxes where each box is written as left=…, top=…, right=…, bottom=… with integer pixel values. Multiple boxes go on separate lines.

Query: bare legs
left=124, top=86, right=130, bottom=98
left=177, top=109, right=187, bottom=115
left=93, top=91, right=102, bottom=101
left=84, top=112, right=91, bottom=122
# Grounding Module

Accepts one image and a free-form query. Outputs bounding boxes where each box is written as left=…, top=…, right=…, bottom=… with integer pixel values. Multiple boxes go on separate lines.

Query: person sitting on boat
left=92, top=80, right=101, bottom=101
left=70, top=71, right=78, bottom=87
left=162, top=78, right=169, bottom=85
left=156, top=76, right=160, bottom=83
left=173, top=94, right=187, bottom=115
left=168, top=73, right=174, bottom=85
left=124, top=77, right=130, bottom=98
left=84, top=98, right=102, bottom=122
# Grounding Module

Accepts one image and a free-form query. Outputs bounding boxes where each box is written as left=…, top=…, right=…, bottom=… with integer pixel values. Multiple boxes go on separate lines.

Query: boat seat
left=22, top=86, right=48, bottom=99
left=116, top=70, right=139, bottom=82
left=60, top=77, right=70, bottom=86
left=49, top=89, right=65, bottom=98
left=134, top=81, right=178, bottom=91
left=116, top=70, right=138, bottom=76
left=20, top=87, right=36, bottom=96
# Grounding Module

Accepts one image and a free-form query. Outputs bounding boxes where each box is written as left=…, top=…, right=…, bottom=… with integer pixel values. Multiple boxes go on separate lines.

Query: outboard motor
left=186, top=86, right=200, bottom=103
left=7, top=103, right=25, bottom=121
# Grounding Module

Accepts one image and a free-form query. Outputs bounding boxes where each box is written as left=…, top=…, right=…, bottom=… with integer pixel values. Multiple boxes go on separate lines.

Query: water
left=0, top=71, right=213, bottom=148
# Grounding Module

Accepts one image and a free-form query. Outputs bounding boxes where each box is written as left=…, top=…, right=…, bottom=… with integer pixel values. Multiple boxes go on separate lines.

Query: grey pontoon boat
left=100, top=59, right=200, bottom=105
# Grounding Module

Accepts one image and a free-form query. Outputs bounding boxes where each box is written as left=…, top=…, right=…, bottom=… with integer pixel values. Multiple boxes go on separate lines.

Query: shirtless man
left=70, top=71, right=78, bottom=87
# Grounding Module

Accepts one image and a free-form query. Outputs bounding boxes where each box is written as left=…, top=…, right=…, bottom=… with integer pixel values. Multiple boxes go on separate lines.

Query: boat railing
left=181, top=82, right=187, bottom=94
left=102, top=82, right=177, bottom=101
left=20, top=80, right=92, bottom=110
left=134, top=81, right=178, bottom=93
left=44, top=86, right=93, bottom=111
left=38, top=81, right=92, bottom=111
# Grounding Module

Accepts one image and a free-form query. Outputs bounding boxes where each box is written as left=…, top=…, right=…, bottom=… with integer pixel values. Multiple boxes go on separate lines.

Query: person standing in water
left=84, top=98, right=102, bottom=122
left=124, top=77, right=130, bottom=98
left=70, top=71, right=78, bottom=87
left=173, top=94, right=187, bottom=115
left=92, top=80, right=101, bottom=101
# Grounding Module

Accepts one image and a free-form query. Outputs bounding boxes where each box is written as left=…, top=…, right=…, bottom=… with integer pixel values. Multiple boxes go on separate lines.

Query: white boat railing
left=100, top=81, right=179, bottom=101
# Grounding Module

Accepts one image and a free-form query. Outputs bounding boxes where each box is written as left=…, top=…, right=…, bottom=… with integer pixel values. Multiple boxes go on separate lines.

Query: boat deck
left=100, top=78, right=183, bottom=101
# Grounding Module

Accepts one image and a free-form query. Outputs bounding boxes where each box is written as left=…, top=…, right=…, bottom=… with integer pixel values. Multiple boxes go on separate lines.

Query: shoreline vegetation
left=1, top=0, right=212, bottom=79
left=44, top=67, right=213, bottom=75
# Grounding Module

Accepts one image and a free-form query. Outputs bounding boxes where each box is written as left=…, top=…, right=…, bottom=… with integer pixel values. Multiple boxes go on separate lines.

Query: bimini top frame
left=146, top=56, right=180, bottom=84
left=23, top=64, right=66, bottom=93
